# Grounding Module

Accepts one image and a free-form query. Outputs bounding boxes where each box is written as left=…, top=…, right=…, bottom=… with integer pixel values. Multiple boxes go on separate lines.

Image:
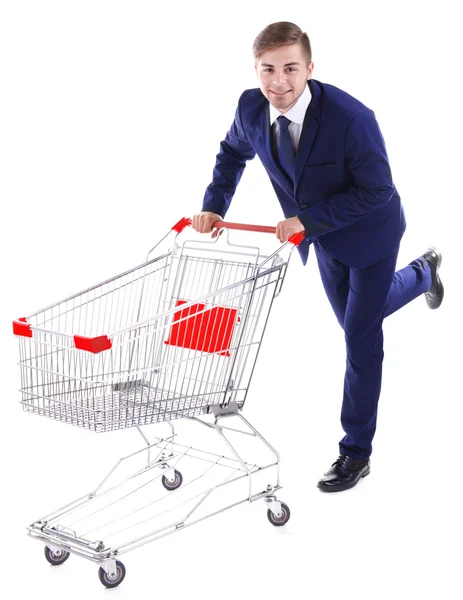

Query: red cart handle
left=171, top=217, right=306, bottom=246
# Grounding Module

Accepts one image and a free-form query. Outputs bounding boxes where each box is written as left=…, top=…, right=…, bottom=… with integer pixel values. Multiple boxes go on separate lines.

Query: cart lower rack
left=14, top=218, right=303, bottom=587
left=29, top=414, right=289, bottom=587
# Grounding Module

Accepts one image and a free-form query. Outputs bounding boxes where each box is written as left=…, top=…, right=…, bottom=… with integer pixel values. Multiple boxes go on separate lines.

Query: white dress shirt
left=269, top=82, right=312, bottom=151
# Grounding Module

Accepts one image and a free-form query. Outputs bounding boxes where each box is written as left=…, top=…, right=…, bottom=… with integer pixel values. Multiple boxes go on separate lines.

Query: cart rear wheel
left=162, top=469, right=183, bottom=491
left=44, top=546, right=70, bottom=566
left=98, top=561, right=126, bottom=588
left=267, top=502, right=290, bottom=526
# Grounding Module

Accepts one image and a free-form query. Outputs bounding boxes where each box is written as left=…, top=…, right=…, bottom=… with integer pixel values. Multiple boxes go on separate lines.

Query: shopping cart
left=13, top=218, right=304, bottom=588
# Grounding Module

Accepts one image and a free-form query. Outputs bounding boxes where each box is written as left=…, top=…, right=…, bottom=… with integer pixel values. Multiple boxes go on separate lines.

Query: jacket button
left=300, top=203, right=307, bottom=210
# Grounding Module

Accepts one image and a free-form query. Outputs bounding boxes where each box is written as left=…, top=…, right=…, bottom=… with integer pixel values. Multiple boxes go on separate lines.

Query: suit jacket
left=202, top=78, right=406, bottom=268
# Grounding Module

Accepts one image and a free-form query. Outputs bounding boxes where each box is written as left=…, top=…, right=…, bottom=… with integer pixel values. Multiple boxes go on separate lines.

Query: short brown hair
left=253, top=22, right=312, bottom=64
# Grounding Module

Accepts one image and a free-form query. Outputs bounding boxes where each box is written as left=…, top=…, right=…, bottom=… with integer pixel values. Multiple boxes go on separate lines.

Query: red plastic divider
left=164, top=300, right=238, bottom=356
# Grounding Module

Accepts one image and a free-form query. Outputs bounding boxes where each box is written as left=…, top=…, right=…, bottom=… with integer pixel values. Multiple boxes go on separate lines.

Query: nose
left=273, top=71, right=287, bottom=86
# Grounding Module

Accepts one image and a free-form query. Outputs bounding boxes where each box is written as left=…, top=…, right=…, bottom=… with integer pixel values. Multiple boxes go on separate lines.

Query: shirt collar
left=269, top=81, right=312, bottom=126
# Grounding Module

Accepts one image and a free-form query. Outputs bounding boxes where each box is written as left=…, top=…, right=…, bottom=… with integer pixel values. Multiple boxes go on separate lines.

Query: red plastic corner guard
left=288, top=231, right=306, bottom=246
left=13, top=317, right=32, bottom=338
left=172, top=217, right=192, bottom=234
left=74, top=335, right=112, bottom=353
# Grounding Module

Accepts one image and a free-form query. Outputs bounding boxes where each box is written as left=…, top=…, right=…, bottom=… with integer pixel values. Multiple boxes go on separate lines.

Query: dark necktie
left=276, top=115, right=295, bottom=181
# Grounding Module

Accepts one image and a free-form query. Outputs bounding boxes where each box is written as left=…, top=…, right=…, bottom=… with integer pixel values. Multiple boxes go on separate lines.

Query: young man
left=191, top=22, right=444, bottom=492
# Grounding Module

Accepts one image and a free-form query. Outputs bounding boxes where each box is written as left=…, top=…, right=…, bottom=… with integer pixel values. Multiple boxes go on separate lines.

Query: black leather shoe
left=422, top=247, right=444, bottom=309
left=317, top=454, right=370, bottom=493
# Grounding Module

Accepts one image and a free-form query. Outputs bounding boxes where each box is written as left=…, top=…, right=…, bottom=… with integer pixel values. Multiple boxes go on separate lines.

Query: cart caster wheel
left=98, top=561, right=126, bottom=588
left=267, top=502, right=291, bottom=526
left=162, top=469, right=183, bottom=491
left=44, top=546, right=70, bottom=566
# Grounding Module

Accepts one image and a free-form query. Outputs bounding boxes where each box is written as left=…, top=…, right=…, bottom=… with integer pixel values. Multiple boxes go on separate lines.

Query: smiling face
left=255, top=43, right=314, bottom=113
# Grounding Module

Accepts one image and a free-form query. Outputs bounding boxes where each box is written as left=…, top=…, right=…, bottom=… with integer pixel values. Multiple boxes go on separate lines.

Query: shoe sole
left=428, top=246, right=442, bottom=269
left=317, top=467, right=370, bottom=493
left=425, top=274, right=444, bottom=309
left=424, top=247, right=444, bottom=309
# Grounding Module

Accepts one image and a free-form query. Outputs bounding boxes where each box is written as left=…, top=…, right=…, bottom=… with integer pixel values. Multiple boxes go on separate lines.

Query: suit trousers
left=312, top=239, right=432, bottom=460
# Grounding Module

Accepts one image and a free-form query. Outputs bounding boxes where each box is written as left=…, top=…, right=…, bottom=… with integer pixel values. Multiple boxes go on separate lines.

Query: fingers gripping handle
left=171, top=217, right=306, bottom=246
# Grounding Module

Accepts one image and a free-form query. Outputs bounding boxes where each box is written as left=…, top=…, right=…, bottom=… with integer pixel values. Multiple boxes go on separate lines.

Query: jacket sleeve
left=296, top=110, right=396, bottom=241
left=202, top=92, right=257, bottom=217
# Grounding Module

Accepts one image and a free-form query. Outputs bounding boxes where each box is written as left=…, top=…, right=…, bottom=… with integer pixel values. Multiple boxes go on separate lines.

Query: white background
left=1, top=1, right=462, bottom=598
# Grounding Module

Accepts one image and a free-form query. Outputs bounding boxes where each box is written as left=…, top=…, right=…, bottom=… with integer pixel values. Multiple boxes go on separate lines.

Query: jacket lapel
left=294, top=79, right=322, bottom=195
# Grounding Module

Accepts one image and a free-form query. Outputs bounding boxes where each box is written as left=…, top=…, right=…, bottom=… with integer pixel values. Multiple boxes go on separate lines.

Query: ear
left=307, top=61, right=314, bottom=79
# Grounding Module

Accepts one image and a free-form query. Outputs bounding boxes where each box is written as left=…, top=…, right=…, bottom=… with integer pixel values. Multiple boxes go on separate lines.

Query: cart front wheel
left=44, top=546, right=70, bottom=566
left=98, top=561, right=126, bottom=588
left=267, top=502, right=291, bottom=526
left=162, top=469, right=183, bottom=491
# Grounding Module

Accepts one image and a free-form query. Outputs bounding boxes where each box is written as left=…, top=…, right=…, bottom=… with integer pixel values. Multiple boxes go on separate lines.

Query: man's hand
left=276, top=216, right=305, bottom=243
left=191, top=212, right=223, bottom=236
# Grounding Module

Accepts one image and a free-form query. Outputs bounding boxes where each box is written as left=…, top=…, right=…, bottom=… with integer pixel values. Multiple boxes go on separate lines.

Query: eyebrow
left=260, top=62, right=300, bottom=67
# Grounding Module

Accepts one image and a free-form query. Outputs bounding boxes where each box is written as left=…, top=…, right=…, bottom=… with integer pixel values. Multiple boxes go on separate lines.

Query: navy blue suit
left=202, top=79, right=432, bottom=459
